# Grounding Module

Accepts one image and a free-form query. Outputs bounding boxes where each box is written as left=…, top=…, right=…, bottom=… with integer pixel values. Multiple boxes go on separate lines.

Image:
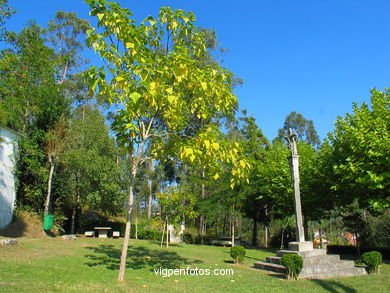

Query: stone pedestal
left=288, top=241, right=314, bottom=252
left=254, top=242, right=367, bottom=279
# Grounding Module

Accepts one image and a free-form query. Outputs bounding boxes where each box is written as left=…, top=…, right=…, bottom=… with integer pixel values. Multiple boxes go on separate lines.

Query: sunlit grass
left=0, top=237, right=388, bottom=292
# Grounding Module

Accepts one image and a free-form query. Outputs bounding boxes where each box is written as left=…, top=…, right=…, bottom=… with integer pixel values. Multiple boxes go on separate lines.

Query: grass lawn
left=0, top=237, right=389, bottom=292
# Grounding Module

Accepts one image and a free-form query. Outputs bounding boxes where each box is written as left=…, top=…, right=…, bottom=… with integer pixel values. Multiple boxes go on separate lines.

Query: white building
left=0, top=126, right=19, bottom=230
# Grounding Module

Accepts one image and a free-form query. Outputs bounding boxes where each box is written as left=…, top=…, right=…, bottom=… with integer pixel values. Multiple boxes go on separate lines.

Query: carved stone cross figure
left=285, top=128, right=306, bottom=244
left=286, top=128, right=298, bottom=156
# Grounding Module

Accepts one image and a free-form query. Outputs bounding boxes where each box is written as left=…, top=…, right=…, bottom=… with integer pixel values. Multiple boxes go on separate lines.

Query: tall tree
left=0, top=23, right=70, bottom=212
left=85, top=1, right=249, bottom=281
left=0, top=23, right=67, bottom=131
left=61, top=105, right=125, bottom=232
left=236, top=114, right=271, bottom=246
left=277, top=111, right=320, bottom=147
left=326, top=88, right=390, bottom=211
left=0, top=0, right=14, bottom=39
left=43, top=118, right=68, bottom=217
left=45, top=11, right=90, bottom=84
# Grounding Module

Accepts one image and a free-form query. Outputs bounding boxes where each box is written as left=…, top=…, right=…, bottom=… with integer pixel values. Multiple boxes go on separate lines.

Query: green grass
left=0, top=237, right=389, bottom=292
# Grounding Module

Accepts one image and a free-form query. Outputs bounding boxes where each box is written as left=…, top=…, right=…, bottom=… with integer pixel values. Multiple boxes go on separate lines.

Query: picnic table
left=94, top=227, right=111, bottom=238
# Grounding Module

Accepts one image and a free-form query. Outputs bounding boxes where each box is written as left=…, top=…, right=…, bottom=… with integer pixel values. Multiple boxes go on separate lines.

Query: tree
left=277, top=111, right=320, bottom=147
left=236, top=114, right=271, bottom=246
left=43, top=118, right=68, bottom=217
left=45, top=11, right=90, bottom=84
left=0, top=0, right=14, bottom=39
left=156, top=186, right=197, bottom=247
left=0, top=23, right=70, bottom=213
left=327, top=88, right=390, bottom=211
left=0, top=23, right=67, bottom=131
left=61, top=105, right=125, bottom=233
left=85, top=1, right=249, bottom=281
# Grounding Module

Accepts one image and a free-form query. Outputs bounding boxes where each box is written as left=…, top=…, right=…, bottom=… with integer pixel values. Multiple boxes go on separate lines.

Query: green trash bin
left=43, top=214, right=54, bottom=231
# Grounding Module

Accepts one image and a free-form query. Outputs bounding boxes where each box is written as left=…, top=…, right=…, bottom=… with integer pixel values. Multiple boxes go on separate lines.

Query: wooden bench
left=84, top=231, right=95, bottom=237
left=112, top=231, right=120, bottom=238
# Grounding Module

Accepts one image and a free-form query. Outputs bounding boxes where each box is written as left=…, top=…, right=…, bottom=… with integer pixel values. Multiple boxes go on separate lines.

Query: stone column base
left=288, top=241, right=313, bottom=252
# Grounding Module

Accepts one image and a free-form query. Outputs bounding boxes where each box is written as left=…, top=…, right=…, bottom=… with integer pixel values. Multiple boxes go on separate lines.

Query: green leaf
left=130, top=92, right=141, bottom=103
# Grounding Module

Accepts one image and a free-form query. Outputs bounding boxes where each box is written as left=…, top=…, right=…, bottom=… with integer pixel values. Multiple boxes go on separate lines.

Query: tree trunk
left=44, top=156, right=55, bottom=217
left=70, top=207, right=76, bottom=234
left=356, top=234, right=360, bottom=256
left=264, top=225, right=269, bottom=248
left=117, top=165, right=137, bottom=282
left=263, top=204, right=269, bottom=248
left=303, top=215, right=309, bottom=242
left=223, top=214, right=228, bottom=236
left=252, top=218, right=258, bottom=247
left=147, top=183, right=153, bottom=219
left=160, top=216, right=166, bottom=247
left=166, top=216, right=169, bottom=248
left=280, top=217, right=290, bottom=249
left=59, top=61, right=69, bottom=84
left=147, top=160, right=153, bottom=219
left=231, top=216, right=235, bottom=247
left=135, top=213, right=138, bottom=240
left=199, top=169, right=206, bottom=235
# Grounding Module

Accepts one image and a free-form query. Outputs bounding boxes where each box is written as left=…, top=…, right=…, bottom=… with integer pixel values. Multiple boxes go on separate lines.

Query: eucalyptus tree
left=277, top=111, right=320, bottom=147
left=85, top=1, right=250, bottom=281
left=45, top=11, right=90, bottom=84
left=43, top=118, right=68, bottom=217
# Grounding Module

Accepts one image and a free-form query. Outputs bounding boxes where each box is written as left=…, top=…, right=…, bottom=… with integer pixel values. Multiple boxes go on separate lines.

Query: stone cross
left=285, top=128, right=305, bottom=243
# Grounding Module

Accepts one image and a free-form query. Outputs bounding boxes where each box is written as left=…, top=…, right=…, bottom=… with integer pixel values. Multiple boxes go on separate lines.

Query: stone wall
left=0, top=127, right=19, bottom=230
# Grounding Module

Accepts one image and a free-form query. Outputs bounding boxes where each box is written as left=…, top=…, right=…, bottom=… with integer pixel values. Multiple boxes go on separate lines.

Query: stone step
left=277, top=249, right=327, bottom=258
left=254, top=262, right=286, bottom=274
left=303, top=254, right=340, bottom=265
left=266, top=256, right=282, bottom=264
left=301, top=260, right=355, bottom=274
left=268, top=254, right=341, bottom=266
left=298, top=267, right=367, bottom=279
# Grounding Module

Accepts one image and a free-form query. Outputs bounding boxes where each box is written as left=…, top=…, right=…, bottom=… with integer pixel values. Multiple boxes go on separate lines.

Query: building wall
left=0, top=127, right=19, bottom=230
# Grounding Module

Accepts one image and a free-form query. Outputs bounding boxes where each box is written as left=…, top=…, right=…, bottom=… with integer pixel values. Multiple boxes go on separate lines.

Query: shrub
left=361, top=251, right=382, bottom=274
left=183, top=232, right=193, bottom=244
left=194, top=235, right=213, bottom=245
left=138, top=229, right=163, bottom=240
left=281, top=254, right=303, bottom=280
left=230, top=245, right=246, bottom=264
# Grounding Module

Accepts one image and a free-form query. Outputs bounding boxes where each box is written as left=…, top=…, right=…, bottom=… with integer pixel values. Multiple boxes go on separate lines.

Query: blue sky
left=6, top=0, right=390, bottom=140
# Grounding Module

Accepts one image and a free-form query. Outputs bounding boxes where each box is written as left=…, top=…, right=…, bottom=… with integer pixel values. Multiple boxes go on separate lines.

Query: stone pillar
left=289, top=154, right=305, bottom=243
left=284, top=128, right=313, bottom=252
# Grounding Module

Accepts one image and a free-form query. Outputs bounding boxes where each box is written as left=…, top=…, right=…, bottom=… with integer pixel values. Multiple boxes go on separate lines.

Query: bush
left=194, top=235, right=213, bottom=245
left=327, top=245, right=390, bottom=260
left=230, top=245, right=246, bottom=264
left=183, top=232, right=193, bottom=244
left=361, top=251, right=382, bottom=274
left=138, top=229, right=163, bottom=240
left=281, top=254, right=303, bottom=280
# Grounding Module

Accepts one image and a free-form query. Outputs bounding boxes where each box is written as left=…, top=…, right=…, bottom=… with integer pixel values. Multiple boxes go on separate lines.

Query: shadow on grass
left=311, top=279, right=357, bottom=293
left=245, top=255, right=265, bottom=261
left=84, top=245, right=203, bottom=271
left=147, top=241, right=184, bottom=248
